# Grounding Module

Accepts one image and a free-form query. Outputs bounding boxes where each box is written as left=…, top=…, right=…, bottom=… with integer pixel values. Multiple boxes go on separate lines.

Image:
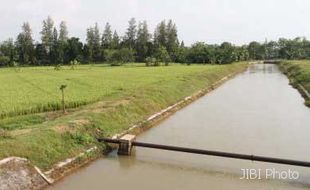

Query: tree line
left=1, top=16, right=310, bottom=67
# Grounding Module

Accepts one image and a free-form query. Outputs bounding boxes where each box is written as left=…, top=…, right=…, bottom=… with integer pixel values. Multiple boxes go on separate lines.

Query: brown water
left=48, top=64, right=310, bottom=190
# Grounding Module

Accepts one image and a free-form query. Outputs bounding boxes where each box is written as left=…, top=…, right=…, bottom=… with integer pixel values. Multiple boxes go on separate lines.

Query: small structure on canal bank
left=117, top=134, right=136, bottom=155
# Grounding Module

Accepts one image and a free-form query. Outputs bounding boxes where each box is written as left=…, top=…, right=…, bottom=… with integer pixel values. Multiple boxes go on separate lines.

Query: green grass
left=0, top=115, right=45, bottom=130
left=0, top=62, right=248, bottom=169
left=279, top=60, right=310, bottom=106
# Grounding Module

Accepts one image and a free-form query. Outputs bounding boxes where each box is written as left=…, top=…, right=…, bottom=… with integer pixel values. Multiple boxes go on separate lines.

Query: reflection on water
left=48, top=64, right=310, bottom=190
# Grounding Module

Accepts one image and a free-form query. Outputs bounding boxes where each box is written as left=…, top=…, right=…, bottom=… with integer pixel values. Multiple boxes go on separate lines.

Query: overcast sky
left=1, top=0, right=310, bottom=45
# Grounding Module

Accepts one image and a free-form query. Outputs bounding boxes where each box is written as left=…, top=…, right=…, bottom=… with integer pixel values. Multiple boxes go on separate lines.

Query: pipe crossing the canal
left=98, top=135, right=310, bottom=168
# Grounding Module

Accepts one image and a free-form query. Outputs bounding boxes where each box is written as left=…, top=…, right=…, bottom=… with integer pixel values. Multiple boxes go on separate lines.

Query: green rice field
left=0, top=63, right=245, bottom=118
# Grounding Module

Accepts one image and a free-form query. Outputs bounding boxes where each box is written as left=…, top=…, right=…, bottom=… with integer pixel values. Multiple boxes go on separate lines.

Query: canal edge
left=278, top=62, right=310, bottom=106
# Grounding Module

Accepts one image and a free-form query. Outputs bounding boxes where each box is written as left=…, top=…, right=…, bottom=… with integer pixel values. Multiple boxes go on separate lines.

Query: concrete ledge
left=298, top=84, right=310, bottom=99
left=0, top=157, right=49, bottom=190
left=44, top=146, right=98, bottom=181
left=0, top=146, right=99, bottom=190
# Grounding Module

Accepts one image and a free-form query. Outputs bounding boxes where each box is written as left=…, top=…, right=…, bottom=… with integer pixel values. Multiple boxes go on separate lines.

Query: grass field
left=0, top=63, right=248, bottom=169
left=1, top=64, right=203, bottom=118
left=0, top=63, right=243, bottom=118
left=279, top=60, right=310, bottom=107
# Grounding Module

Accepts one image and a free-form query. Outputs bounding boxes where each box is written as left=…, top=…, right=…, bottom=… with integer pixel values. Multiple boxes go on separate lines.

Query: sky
left=1, top=0, right=310, bottom=45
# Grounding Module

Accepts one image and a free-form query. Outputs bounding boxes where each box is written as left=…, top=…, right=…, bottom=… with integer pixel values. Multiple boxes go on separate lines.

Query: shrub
left=70, top=59, right=80, bottom=70
left=145, top=57, right=157, bottom=66
left=54, top=64, right=62, bottom=70
left=155, top=46, right=171, bottom=66
left=69, top=132, right=94, bottom=145
left=154, top=61, right=161, bottom=66
left=110, top=62, right=123, bottom=66
left=0, top=56, right=10, bottom=67
left=105, top=48, right=135, bottom=66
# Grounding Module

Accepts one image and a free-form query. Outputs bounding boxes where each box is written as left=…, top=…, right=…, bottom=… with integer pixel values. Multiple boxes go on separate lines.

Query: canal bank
left=47, top=64, right=310, bottom=190
left=278, top=61, right=310, bottom=107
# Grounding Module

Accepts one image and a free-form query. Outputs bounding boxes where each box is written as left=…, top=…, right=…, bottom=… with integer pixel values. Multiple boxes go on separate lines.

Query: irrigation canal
left=48, top=64, right=310, bottom=190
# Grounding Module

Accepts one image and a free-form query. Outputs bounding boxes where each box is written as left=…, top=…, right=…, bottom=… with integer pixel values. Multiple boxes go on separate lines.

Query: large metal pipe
left=98, top=138, right=310, bottom=168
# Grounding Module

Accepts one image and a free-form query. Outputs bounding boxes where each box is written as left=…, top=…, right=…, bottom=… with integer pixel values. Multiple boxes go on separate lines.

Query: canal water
left=48, top=64, right=310, bottom=190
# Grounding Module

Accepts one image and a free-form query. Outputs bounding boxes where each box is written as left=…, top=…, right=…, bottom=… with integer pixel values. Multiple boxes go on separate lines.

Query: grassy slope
left=0, top=63, right=247, bottom=169
left=279, top=60, right=310, bottom=107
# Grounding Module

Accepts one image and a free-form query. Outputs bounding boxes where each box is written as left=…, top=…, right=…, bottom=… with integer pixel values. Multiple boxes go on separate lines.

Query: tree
left=64, top=37, right=83, bottom=63
left=187, top=42, right=210, bottom=64
left=278, top=38, right=305, bottom=60
left=0, top=56, right=10, bottom=67
left=175, top=41, right=188, bottom=63
left=154, top=21, right=167, bottom=49
left=247, top=41, right=264, bottom=60
left=105, top=48, right=135, bottom=65
left=166, top=20, right=179, bottom=61
left=0, top=39, right=16, bottom=64
left=155, top=46, right=171, bottom=65
left=58, top=21, right=69, bottom=63
left=86, top=23, right=101, bottom=62
left=93, top=23, right=101, bottom=61
left=124, top=18, right=137, bottom=49
left=234, top=45, right=249, bottom=61
left=34, top=43, right=48, bottom=65
left=111, top=30, right=120, bottom=49
left=59, top=21, right=68, bottom=43
left=136, top=21, right=151, bottom=62
left=50, top=27, right=61, bottom=64
left=15, top=22, right=34, bottom=65
left=264, top=41, right=279, bottom=59
left=86, top=27, right=94, bottom=61
left=40, top=16, right=54, bottom=54
left=12, top=19, right=310, bottom=67
left=101, top=22, right=113, bottom=49
left=216, top=42, right=235, bottom=64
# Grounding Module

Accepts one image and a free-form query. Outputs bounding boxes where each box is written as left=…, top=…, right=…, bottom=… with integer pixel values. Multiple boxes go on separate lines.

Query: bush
left=54, top=64, right=62, bottom=70
left=105, top=48, right=135, bottom=66
left=70, top=59, right=80, bottom=70
left=69, top=132, right=94, bottom=145
left=13, top=62, right=22, bottom=72
left=118, top=48, right=135, bottom=63
left=145, top=57, right=157, bottom=66
left=110, top=62, right=123, bottom=66
left=154, top=61, right=161, bottom=66
left=155, top=46, right=171, bottom=66
left=0, top=56, right=10, bottom=67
